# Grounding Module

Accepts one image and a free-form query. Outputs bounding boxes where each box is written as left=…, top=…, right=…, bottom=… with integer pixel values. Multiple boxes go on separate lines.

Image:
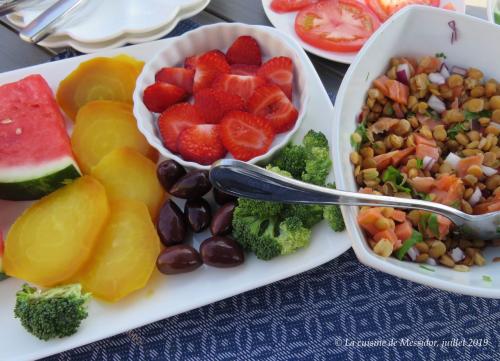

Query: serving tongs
left=210, top=159, right=500, bottom=241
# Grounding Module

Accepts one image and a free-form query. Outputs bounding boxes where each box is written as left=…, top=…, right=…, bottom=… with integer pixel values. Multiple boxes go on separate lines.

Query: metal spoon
left=19, top=0, right=86, bottom=43
left=209, top=159, right=500, bottom=241
left=0, top=0, right=39, bottom=17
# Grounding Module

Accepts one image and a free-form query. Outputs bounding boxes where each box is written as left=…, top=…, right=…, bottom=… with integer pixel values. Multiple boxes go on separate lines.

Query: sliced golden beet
left=4, top=176, right=109, bottom=287
left=78, top=199, right=160, bottom=302
left=113, top=54, right=145, bottom=73
left=91, top=147, right=165, bottom=219
left=56, top=55, right=143, bottom=120
left=71, top=100, right=157, bottom=174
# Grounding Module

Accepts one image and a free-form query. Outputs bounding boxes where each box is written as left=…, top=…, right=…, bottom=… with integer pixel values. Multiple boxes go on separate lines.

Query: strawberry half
left=194, top=88, right=245, bottom=124
left=257, top=56, right=293, bottom=100
left=177, top=124, right=227, bottom=165
left=193, top=51, right=230, bottom=92
left=158, top=103, right=204, bottom=153
left=247, top=84, right=298, bottom=133
left=143, top=82, right=187, bottom=113
left=155, top=67, right=195, bottom=93
left=212, top=74, right=266, bottom=103
left=226, top=36, right=262, bottom=66
left=230, top=64, right=259, bottom=76
left=220, top=111, right=275, bottom=161
left=184, top=49, right=226, bottom=69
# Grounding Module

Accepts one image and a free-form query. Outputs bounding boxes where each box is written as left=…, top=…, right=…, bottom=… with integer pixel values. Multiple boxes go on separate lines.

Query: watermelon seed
left=1, top=118, right=13, bottom=124
left=15, top=127, right=22, bottom=135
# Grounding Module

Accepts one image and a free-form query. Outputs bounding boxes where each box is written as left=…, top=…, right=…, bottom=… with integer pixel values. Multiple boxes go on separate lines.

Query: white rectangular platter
left=0, top=33, right=351, bottom=361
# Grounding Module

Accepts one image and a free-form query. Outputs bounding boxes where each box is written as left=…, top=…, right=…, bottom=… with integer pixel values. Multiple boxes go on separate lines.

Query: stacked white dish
left=6, top=0, right=210, bottom=53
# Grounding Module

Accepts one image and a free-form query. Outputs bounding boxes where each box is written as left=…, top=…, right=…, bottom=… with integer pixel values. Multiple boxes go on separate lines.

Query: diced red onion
left=429, top=72, right=446, bottom=85
left=469, top=187, right=482, bottom=206
left=407, top=246, right=419, bottom=261
left=423, top=156, right=436, bottom=170
left=440, top=63, right=450, bottom=79
left=428, top=95, right=446, bottom=113
left=450, top=247, right=465, bottom=262
left=426, top=258, right=437, bottom=266
left=451, top=66, right=467, bottom=76
left=481, top=165, right=498, bottom=176
left=444, top=152, right=461, bottom=169
left=396, top=63, right=410, bottom=85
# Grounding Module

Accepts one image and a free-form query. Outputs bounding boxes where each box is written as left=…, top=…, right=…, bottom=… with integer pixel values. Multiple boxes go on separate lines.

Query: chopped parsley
left=428, top=111, right=441, bottom=120
left=435, top=52, right=447, bottom=59
left=419, top=213, right=440, bottom=237
left=449, top=200, right=461, bottom=209
left=351, top=121, right=367, bottom=151
left=447, top=122, right=467, bottom=140
left=382, top=166, right=412, bottom=194
left=482, top=275, right=493, bottom=282
left=464, top=110, right=492, bottom=121
left=395, top=230, right=423, bottom=260
left=406, top=111, right=416, bottom=118
left=416, top=158, right=424, bottom=169
left=420, top=265, right=436, bottom=272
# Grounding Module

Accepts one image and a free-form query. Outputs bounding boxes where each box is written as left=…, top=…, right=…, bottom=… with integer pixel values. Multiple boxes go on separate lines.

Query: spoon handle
left=19, top=0, right=86, bottom=43
left=209, top=159, right=467, bottom=226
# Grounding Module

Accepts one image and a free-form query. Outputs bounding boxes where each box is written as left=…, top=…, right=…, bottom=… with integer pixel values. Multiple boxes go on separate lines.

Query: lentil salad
left=350, top=55, right=500, bottom=271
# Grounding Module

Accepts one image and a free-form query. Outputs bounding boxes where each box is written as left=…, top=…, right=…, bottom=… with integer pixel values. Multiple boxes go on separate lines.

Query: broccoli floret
left=251, top=219, right=282, bottom=260
left=265, top=164, right=293, bottom=178
left=277, top=217, right=311, bottom=255
left=236, top=197, right=283, bottom=218
left=323, top=183, right=345, bottom=232
left=14, top=284, right=90, bottom=341
left=282, top=204, right=324, bottom=228
left=324, top=205, right=345, bottom=232
left=303, top=130, right=329, bottom=151
left=272, top=144, right=307, bottom=178
left=301, top=147, right=332, bottom=185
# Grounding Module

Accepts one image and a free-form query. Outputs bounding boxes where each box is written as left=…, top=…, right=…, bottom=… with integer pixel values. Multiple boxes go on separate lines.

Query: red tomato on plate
left=271, top=0, right=319, bottom=13
left=294, top=0, right=381, bottom=53
left=366, top=0, right=440, bottom=21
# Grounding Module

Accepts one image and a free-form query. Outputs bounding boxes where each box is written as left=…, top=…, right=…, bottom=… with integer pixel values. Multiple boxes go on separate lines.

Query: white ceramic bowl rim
left=133, top=22, right=310, bottom=170
left=333, top=5, right=500, bottom=298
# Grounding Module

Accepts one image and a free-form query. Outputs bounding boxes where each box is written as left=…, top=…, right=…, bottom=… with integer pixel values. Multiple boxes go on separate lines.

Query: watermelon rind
left=0, top=156, right=81, bottom=201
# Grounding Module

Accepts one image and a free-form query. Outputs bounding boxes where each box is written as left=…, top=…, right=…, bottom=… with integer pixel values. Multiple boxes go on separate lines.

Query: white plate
left=261, top=0, right=466, bottom=64
left=23, top=0, right=211, bottom=54
left=7, top=0, right=209, bottom=48
left=333, top=5, right=500, bottom=298
left=0, top=35, right=351, bottom=360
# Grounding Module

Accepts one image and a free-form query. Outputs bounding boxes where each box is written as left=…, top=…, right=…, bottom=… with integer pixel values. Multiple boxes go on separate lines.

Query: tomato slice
left=367, top=0, right=440, bottom=22
left=294, top=0, right=381, bottom=52
left=271, top=0, right=319, bottom=13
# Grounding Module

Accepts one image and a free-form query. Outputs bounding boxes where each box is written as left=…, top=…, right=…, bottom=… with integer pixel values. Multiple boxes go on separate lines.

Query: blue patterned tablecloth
left=46, top=20, right=500, bottom=361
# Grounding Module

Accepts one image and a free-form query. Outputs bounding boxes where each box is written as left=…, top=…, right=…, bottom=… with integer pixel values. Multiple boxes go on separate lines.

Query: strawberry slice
left=220, top=111, right=275, bottom=161
left=226, top=36, right=262, bottom=66
left=143, top=82, right=187, bottom=113
left=158, top=103, right=204, bottom=153
left=231, top=64, right=259, bottom=76
left=155, top=67, right=195, bottom=93
left=193, top=51, right=230, bottom=92
left=194, top=88, right=245, bottom=124
left=212, top=74, right=266, bottom=103
left=257, top=57, right=293, bottom=99
left=177, top=124, right=227, bottom=165
left=184, top=49, right=226, bottom=69
left=247, top=84, right=298, bottom=133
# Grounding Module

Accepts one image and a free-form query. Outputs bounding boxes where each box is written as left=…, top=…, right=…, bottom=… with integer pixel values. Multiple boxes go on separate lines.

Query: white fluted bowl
left=133, top=23, right=310, bottom=170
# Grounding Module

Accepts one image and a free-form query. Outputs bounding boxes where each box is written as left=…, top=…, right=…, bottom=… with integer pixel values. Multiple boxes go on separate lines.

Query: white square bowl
left=133, top=22, right=310, bottom=170
left=333, top=5, right=500, bottom=298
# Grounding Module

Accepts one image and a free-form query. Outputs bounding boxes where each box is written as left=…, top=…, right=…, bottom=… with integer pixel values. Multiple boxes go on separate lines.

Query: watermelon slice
left=0, top=74, right=80, bottom=200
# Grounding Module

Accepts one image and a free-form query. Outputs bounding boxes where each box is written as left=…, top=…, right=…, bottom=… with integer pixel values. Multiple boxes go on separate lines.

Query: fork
left=209, top=159, right=500, bottom=241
